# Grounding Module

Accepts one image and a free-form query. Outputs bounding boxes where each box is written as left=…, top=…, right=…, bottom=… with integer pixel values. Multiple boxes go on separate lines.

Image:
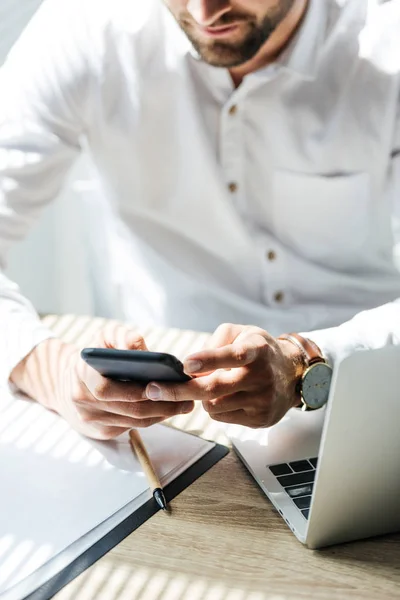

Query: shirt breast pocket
left=272, top=170, right=371, bottom=267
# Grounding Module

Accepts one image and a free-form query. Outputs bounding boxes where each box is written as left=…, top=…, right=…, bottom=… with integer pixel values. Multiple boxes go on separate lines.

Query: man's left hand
left=145, top=324, right=306, bottom=428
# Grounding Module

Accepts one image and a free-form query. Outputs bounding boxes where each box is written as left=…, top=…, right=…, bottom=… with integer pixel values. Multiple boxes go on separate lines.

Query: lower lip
left=201, top=25, right=239, bottom=38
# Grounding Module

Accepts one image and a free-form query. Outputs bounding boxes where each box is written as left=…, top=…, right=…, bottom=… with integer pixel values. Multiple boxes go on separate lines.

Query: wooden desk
left=43, top=315, right=400, bottom=600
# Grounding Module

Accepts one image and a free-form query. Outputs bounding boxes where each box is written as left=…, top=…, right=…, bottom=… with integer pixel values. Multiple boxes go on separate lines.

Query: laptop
left=229, top=345, right=400, bottom=549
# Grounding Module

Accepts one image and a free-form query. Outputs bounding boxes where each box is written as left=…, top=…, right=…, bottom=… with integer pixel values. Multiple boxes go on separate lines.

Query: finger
left=206, top=398, right=281, bottom=429
left=211, top=409, right=275, bottom=428
left=108, top=327, right=148, bottom=352
left=92, top=324, right=149, bottom=351
left=76, top=399, right=195, bottom=420
left=82, top=374, right=147, bottom=403
left=78, top=407, right=174, bottom=430
left=205, top=323, right=246, bottom=349
left=145, top=369, right=249, bottom=402
left=209, top=409, right=251, bottom=426
left=81, top=420, right=168, bottom=440
left=184, top=327, right=271, bottom=375
left=187, top=324, right=246, bottom=377
left=85, top=425, right=131, bottom=441
left=202, top=392, right=252, bottom=415
left=210, top=409, right=273, bottom=428
left=78, top=326, right=150, bottom=387
left=184, top=340, right=260, bottom=375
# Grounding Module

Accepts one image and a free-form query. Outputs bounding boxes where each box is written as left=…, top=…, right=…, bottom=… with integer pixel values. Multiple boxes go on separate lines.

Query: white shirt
left=1, top=0, right=400, bottom=385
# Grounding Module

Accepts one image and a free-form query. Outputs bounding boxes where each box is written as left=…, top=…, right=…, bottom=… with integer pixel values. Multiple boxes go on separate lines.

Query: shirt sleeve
left=301, top=300, right=400, bottom=367
left=0, top=0, right=95, bottom=385
left=301, top=99, right=400, bottom=368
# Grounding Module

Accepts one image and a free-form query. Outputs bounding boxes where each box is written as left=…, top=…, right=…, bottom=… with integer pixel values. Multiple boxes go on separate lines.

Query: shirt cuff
left=299, top=326, right=367, bottom=369
left=300, top=301, right=400, bottom=369
left=1, top=313, right=55, bottom=392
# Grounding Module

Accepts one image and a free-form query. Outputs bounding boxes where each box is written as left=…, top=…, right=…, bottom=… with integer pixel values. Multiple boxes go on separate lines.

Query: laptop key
left=309, top=457, right=318, bottom=468
left=301, top=509, right=310, bottom=520
left=286, top=483, right=314, bottom=498
left=289, top=460, right=313, bottom=473
left=268, top=463, right=292, bottom=476
left=293, top=495, right=312, bottom=510
left=277, top=471, right=315, bottom=488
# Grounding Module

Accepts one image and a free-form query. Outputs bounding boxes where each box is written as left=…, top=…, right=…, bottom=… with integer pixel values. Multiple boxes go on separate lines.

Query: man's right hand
left=11, top=324, right=194, bottom=440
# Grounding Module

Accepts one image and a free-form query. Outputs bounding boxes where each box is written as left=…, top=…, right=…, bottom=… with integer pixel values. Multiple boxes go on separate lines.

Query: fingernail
left=182, top=402, right=193, bottom=414
left=185, top=359, right=203, bottom=374
left=146, top=383, right=162, bottom=400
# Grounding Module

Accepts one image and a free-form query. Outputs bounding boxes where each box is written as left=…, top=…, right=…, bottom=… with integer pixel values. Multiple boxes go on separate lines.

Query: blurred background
left=1, top=0, right=104, bottom=318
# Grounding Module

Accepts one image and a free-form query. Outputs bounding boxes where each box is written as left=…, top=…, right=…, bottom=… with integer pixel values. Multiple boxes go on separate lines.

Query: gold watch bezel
left=298, top=361, right=333, bottom=411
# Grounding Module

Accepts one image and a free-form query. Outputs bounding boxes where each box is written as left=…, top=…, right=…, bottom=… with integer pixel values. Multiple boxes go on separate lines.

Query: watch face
left=302, top=363, right=333, bottom=410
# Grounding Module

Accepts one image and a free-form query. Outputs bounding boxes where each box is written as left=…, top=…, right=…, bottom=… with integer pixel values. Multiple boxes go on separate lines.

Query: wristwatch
left=278, top=333, right=333, bottom=411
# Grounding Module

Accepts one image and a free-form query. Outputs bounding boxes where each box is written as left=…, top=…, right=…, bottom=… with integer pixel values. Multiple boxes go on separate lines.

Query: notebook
left=0, top=387, right=227, bottom=600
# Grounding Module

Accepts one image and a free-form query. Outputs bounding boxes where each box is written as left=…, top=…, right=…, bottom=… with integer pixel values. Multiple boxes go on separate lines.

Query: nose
left=187, top=0, right=231, bottom=26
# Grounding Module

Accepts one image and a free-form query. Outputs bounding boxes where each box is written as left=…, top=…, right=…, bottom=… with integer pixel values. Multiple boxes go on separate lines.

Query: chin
left=197, top=47, right=253, bottom=68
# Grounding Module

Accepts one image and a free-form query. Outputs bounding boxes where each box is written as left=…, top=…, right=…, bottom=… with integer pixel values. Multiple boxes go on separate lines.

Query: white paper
left=0, top=389, right=214, bottom=599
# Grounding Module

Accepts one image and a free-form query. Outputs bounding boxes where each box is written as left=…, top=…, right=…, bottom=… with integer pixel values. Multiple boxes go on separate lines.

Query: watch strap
left=278, top=333, right=328, bottom=411
left=278, top=333, right=325, bottom=366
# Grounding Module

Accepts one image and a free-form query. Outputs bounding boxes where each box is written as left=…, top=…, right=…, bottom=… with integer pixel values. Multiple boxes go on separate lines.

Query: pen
left=129, top=428, right=168, bottom=511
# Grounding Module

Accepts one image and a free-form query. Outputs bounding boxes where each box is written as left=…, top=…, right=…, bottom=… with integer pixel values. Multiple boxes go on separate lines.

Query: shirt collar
left=275, top=0, right=327, bottom=81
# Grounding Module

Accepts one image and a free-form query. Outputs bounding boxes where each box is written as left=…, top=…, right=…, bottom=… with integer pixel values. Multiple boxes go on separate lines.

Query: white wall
left=1, top=0, right=94, bottom=315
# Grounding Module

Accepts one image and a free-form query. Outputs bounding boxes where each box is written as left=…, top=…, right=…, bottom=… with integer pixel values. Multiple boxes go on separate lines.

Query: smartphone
left=80, top=348, right=192, bottom=384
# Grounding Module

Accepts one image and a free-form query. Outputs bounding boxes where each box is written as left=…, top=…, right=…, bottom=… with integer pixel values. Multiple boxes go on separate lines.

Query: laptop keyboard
left=268, top=457, right=318, bottom=520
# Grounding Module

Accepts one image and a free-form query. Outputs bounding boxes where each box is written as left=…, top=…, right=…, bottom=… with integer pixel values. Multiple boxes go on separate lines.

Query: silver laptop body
left=229, top=345, right=400, bottom=548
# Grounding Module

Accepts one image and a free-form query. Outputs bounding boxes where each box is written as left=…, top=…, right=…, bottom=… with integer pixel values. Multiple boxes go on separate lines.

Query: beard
left=175, top=1, right=295, bottom=68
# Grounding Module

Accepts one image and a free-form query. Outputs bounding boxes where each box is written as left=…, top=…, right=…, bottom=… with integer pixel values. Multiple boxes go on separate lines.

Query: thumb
left=97, top=324, right=149, bottom=352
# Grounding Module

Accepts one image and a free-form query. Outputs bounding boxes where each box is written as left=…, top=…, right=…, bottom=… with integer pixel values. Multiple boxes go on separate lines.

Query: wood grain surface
left=42, top=315, right=400, bottom=600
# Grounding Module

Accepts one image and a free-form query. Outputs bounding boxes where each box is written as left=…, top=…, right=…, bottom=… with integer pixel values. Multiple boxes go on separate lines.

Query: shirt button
left=274, top=291, right=284, bottom=303
left=228, top=104, right=238, bottom=116
left=228, top=182, right=238, bottom=193
left=267, top=250, right=276, bottom=261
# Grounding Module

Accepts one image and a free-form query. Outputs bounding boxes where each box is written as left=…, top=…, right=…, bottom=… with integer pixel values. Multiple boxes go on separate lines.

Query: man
left=1, top=0, right=400, bottom=440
